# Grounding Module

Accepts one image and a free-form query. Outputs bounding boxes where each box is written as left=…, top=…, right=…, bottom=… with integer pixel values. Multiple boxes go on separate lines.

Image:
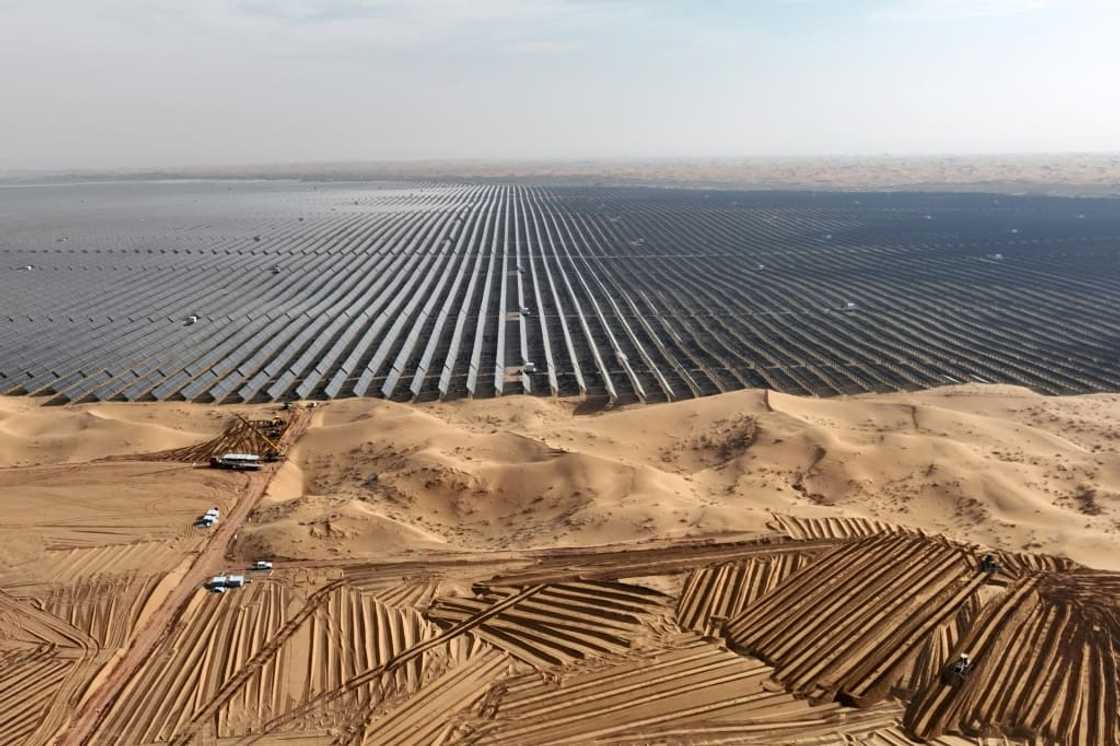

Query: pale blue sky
left=1, top=1, right=1116, bottom=170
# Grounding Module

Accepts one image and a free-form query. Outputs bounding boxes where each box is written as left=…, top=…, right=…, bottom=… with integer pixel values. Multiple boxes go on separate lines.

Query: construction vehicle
left=944, top=653, right=973, bottom=684
left=979, top=554, right=1001, bottom=574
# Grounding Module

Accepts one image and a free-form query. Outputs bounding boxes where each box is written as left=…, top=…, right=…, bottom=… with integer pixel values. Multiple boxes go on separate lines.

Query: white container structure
left=210, top=453, right=262, bottom=471
left=225, top=575, right=246, bottom=588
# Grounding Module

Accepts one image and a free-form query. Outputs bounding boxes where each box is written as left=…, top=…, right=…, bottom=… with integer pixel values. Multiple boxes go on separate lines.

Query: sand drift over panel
left=2, top=181, right=1119, bottom=404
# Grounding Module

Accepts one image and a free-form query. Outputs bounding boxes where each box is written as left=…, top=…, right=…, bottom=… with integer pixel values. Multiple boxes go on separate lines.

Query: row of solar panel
left=2, top=183, right=1120, bottom=405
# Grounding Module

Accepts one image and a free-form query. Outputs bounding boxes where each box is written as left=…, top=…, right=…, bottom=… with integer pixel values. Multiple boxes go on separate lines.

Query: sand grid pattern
left=25, top=525, right=1099, bottom=746
left=0, top=583, right=144, bottom=745
left=426, top=580, right=672, bottom=668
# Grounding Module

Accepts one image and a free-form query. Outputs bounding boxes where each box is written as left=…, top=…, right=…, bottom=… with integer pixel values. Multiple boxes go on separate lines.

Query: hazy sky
left=2, top=0, right=1117, bottom=170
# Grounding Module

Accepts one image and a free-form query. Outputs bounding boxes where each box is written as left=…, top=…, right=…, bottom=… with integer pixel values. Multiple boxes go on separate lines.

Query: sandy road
left=57, top=407, right=311, bottom=746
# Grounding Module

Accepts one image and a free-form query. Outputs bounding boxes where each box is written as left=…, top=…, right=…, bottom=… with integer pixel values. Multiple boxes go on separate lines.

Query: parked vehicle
left=209, top=453, right=262, bottom=471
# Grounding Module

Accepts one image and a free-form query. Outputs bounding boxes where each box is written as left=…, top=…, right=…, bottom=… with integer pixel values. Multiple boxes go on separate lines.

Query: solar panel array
left=2, top=180, right=1119, bottom=404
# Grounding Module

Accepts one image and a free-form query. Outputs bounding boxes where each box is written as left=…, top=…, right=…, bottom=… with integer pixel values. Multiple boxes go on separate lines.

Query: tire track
left=0, top=645, right=77, bottom=745
left=340, top=647, right=510, bottom=746
left=0, top=588, right=99, bottom=652
left=40, top=574, right=163, bottom=650
left=724, top=534, right=986, bottom=704
left=166, top=579, right=343, bottom=745
left=676, top=553, right=813, bottom=635
left=0, top=573, right=173, bottom=745
left=768, top=513, right=926, bottom=541
left=905, top=572, right=1118, bottom=745
left=232, top=584, right=545, bottom=744
left=462, top=634, right=903, bottom=745
left=427, top=580, right=670, bottom=668
left=487, top=536, right=837, bottom=586
left=0, top=540, right=192, bottom=587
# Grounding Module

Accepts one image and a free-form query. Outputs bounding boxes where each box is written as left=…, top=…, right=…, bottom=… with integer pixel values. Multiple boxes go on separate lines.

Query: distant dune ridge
left=8, top=153, right=1120, bottom=196
left=2, top=385, right=1117, bottom=571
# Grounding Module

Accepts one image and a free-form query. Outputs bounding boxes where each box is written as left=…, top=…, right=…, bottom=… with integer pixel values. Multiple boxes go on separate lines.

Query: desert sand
left=1, top=385, right=1118, bottom=745
left=28, top=152, right=1119, bottom=196
left=237, top=384, right=1120, bottom=570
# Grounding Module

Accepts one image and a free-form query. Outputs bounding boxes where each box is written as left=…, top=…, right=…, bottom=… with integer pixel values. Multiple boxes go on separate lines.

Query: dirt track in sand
left=57, top=407, right=311, bottom=746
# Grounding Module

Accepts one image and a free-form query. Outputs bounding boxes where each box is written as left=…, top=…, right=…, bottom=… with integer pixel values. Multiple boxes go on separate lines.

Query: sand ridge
left=219, top=385, right=1120, bottom=571
left=0, top=398, right=224, bottom=467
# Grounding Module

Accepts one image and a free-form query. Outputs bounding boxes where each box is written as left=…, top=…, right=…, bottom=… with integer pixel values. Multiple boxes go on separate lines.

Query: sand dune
left=223, top=385, right=1120, bottom=570
left=0, top=398, right=222, bottom=467
left=238, top=495, right=449, bottom=561
left=1, top=386, right=1116, bottom=569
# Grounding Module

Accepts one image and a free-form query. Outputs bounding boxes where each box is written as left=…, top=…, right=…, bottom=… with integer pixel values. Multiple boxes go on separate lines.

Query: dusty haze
left=2, top=0, right=1119, bottom=171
